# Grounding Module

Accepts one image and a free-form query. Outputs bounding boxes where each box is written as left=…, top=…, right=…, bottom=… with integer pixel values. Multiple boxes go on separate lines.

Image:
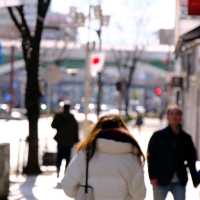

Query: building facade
left=176, top=26, right=200, bottom=158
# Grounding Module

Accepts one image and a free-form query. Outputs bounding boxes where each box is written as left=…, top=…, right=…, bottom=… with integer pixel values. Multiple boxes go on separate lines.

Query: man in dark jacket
left=51, top=103, right=79, bottom=178
left=147, top=104, right=200, bottom=200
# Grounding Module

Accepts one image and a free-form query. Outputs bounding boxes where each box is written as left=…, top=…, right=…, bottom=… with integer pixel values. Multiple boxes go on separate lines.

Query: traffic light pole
left=84, top=5, right=92, bottom=122
left=84, top=43, right=92, bottom=121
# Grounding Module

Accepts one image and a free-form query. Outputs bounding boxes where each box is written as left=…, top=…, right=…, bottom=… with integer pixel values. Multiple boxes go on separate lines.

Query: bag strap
left=84, top=150, right=90, bottom=193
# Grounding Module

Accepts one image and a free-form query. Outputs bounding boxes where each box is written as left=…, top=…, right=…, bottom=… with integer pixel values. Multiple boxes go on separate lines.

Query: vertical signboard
left=188, top=0, right=200, bottom=15
left=159, top=29, right=175, bottom=45
left=178, top=0, right=200, bottom=36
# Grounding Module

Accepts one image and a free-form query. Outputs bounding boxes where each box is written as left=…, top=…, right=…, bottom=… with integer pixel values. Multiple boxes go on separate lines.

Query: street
left=2, top=116, right=200, bottom=200
left=0, top=0, right=199, bottom=199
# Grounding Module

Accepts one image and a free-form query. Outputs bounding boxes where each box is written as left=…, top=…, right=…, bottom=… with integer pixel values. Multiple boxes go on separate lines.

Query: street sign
left=89, top=52, right=105, bottom=77
left=171, top=76, right=183, bottom=88
left=0, top=0, right=23, bottom=8
left=159, top=29, right=174, bottom=45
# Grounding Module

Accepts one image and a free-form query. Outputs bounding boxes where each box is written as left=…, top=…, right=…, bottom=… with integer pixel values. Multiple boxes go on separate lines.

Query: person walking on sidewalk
left=135, top=110, right=144, bottom=132
left=61, top=114, right=146, bottom=200
left=147, top=104, right=200, bottom=200
left=51, top=103, right=79, bottom=178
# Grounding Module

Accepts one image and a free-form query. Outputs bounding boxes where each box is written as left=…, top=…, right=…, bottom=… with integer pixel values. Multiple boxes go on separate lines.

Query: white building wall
left=183, top=72, right=200, bottom=158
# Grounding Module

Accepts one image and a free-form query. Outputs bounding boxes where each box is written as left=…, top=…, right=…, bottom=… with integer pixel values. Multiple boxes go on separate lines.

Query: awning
left=175, top=25, right=200, bottom=56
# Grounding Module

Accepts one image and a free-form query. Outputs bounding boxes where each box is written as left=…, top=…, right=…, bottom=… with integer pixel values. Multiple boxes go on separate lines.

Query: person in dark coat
left=135, top=111, right=144, bottom=132
left=147, top=104, right=200, bottom=200
left=51, top=103, right=79, bottom=178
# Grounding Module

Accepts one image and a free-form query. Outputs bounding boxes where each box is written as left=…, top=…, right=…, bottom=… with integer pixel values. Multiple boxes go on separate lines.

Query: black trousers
left=56, top=144, right=72, bottom=173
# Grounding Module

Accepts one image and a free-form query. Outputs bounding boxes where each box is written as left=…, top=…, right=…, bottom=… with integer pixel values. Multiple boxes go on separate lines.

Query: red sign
left=91, top=57, right=100, bottom=65
left=188, top=0, right=200, bottom=15
left=89, top=52, right=105, bottom=77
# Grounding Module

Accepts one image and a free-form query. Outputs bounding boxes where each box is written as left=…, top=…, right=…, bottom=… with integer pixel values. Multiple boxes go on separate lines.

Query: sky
left=51, top=0, right=176, bottom=49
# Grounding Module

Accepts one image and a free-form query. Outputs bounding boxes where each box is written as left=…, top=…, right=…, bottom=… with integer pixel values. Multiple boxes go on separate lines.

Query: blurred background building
left=0, top=0, right=176, bottom=117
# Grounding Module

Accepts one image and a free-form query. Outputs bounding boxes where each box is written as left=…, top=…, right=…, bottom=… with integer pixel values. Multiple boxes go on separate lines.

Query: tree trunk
left=7, top=1, right=51, bottom=175
left=125, top=62, right=136, bottom=117
left=23, top=115, right=41, bottom=174
left=23, top=53, right=41, bottom=174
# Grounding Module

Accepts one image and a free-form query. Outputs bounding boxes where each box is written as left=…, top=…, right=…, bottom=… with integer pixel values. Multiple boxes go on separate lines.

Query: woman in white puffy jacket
left=61, top=114, right=146, bottom=200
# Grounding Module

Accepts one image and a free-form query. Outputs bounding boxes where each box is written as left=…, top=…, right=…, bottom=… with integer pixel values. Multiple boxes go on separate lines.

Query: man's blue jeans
left=153, top=183, right=186, bottom=200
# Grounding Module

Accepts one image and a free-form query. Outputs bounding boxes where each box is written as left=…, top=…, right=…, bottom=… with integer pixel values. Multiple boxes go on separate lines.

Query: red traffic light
left=154, top=87, right=162, bottom=96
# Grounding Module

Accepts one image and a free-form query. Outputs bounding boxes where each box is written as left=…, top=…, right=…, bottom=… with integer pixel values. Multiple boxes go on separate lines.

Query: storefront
left=176, top=25, right=200, bottom=157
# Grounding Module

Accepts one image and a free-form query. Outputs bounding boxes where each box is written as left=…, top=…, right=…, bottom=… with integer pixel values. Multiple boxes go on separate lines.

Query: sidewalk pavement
left=8, top=118, right=200, bottom=200
left=9, top=167, right=71, bottom=200
left=8, top=166, right=200, bottom=200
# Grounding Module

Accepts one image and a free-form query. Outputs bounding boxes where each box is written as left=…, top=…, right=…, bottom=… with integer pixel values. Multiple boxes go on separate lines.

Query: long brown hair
left=76, top=114, right=145, bottom=165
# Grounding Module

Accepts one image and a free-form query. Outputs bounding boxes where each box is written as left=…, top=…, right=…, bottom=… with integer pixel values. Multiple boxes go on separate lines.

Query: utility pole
left=96, top=4, right=103, bottom=117
left=8, top=46, right=15, bottom=115
left=95, top=2, right=110, bottom=117
left=83, top=5, right=93, bottom=128
left=73, top=3, right=109, bottom=120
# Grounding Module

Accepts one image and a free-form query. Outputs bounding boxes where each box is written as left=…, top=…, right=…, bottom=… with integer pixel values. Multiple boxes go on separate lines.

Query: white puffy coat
left=61, top=136, right=146, bottom=200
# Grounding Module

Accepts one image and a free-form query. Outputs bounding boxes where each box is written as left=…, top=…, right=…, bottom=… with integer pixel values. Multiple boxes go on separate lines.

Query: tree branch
left=7, top=7, right=23, bottom=35
left=34, top=0, right=51, bottom=41
left=43, top=0, right=51, bottom=14
left=16, top=6, right=32, bottom=39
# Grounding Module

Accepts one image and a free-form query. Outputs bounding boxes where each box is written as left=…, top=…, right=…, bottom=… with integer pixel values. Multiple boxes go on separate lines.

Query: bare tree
left=124, top=48, right=142, bottom=117
left=8, top=0, right=51, bottom=174
left=112, top=48, right=142, bottom=117
left=112, top=50, right=127, bottom=112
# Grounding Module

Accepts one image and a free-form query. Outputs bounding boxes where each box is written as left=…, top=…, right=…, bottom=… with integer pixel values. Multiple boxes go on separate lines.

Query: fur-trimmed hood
left=96, top=128, right=138, bottom=154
